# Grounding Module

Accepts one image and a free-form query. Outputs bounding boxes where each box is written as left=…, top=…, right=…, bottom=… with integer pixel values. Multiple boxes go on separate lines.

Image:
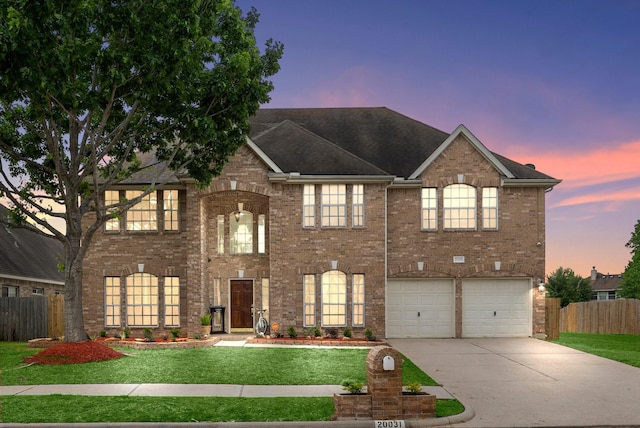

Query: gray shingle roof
left=249, top=107, right=558, bottom=181
left=0, top=205, right=65, bottom=283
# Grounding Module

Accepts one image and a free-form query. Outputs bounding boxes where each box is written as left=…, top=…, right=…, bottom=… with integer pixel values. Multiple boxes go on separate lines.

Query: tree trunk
left=63, top=209, right=88, bottom=343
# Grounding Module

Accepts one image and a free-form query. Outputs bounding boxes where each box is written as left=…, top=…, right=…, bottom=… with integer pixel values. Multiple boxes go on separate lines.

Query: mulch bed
left=24, top=341, right=124, bottom=365
left=247, top=337, right=387, bottom=346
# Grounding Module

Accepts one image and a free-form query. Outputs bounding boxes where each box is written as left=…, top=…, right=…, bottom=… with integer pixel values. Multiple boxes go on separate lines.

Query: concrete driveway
left=390, top=338, right=640, bottom=427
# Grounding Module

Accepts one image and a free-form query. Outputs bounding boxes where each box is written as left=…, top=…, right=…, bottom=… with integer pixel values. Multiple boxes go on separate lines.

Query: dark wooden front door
left=231, top=280, right=253, bottom=328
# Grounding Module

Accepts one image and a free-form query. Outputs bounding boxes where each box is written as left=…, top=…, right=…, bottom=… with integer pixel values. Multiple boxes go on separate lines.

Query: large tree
left=619, top=219, right=640, bottom=299
left=0, top=0, right=282, bottom=342
left=546, top=267, right=592, bottom=307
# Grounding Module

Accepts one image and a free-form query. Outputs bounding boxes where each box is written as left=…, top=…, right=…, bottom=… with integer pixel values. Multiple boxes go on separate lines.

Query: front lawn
left=554, top=332, right=640, bottom=368
left=0, top=342, right=463, bottom=423
left=0, top=343, right=436, bottom=386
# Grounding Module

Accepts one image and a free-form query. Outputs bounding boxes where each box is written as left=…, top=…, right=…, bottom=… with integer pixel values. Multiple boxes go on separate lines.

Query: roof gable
left=409, top=124, right=514, bottom=180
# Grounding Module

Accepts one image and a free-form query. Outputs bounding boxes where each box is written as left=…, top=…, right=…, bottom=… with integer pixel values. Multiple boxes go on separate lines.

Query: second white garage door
left=462, top=278, right=532, bottom=337
left=386, top=279, right=454, bottom=338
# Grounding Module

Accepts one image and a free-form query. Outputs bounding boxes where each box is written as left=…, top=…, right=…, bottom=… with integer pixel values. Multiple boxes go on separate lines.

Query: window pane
left=258, top=215, right=266, bottom=254
left=217, top=215, right=225, bottom=254
left=164, top=277, right=180, bottom=327
left=126, top=273, right=158, bottom=326
left=104, top=190, right=120, bottom=231
left=125, top=190, right=157, bottom=231
left=482, top=187, right=498, bottom=229
left=321, top=184, right=346, bottom=227
left=443, top=184, right=476, bottom=230
left=230, top=211, right=253, bottom=254
left=303, top=275, right=316, bottom=327
left=105, top=277, right=121, bottom=327
left=352, top=184, right=365, bottom=227
left=163, top=190, right=179, bottom=231
left=321, top=270, right=346, bottom=326
left=421, top=188, right=437, bottom=230
left=303, top=185, right=316, bottom=227
left=352, top=274, right=365, bottom=326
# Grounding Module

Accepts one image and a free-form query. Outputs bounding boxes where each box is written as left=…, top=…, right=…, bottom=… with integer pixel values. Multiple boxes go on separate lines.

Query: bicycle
left=255, top=308, right=269, bottom=336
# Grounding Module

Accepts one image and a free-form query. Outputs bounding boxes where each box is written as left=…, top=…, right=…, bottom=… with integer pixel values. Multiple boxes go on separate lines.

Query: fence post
left=545, top=298, right=560, bottom=340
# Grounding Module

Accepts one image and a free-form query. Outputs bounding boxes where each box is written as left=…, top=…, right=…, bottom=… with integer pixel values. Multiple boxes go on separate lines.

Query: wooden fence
left=560, top=299, right=640, bottom=335
left=0, top=294, right=64, bottom=341
left=545, top=298, right=561, bottom=340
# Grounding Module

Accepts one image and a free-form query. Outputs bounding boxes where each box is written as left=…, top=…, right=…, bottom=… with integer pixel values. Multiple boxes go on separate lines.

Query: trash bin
left=210, top=306, right=225, bottom=334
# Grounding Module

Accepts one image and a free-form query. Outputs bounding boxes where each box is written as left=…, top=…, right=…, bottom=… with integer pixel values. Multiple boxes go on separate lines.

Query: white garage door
left=386, top=279, right=454, bottom=338
left=462, top=278, right=532, bottom=337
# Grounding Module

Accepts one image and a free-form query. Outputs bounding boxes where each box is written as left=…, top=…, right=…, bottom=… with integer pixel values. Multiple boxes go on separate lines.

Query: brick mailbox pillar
left=366, top=345, right=404, bottom=420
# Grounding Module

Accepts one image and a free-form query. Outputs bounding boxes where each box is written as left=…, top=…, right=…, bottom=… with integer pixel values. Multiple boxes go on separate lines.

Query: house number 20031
left=375, top=421, right=405, bottom=428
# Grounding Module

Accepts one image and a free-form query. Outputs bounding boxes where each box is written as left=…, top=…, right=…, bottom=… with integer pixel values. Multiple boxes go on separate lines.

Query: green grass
left=0, top=395, right=335, bottom=423
left=0, top=342, right=463, bottom=423
left=0, top=343, right=436, bottom=386
left=554, top=332, right=640, bottom=368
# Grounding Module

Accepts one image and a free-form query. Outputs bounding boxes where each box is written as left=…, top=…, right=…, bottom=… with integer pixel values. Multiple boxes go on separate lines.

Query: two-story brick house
left=81, top=107, right=560, bottom=339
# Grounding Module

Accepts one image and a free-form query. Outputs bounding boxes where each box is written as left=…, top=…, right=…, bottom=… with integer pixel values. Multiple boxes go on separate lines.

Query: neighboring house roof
left=0, top=204, right=65, bottom=284
left=590, top=268, right=623, bottom=292
left=249, top=107, right=560, bottom=186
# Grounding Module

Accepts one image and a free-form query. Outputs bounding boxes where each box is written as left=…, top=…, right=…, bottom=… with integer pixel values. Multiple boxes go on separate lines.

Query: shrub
left=341, top=379, right=364, bottom=394
left=143, top=328, right=153, bottom=341
left=403, top=382, right=423, bottom=394
left=200, top=313, right=211, bottom=326
left=343, top=328, right=352, bottom=338
left=364, top=328, right=376, bottom=341
left=170, top=329, right=181, bottom=340
left=327, top=328, right=338, bottom=339
left=287, top=326, right=297, bottom=338
left=314, top=327, right=322, bottom=337
left=99, top=330, right=107, bottom=338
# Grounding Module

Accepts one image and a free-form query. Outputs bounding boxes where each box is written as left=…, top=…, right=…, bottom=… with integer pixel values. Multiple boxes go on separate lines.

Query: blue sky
left=236, top=0, right=640, bottom=277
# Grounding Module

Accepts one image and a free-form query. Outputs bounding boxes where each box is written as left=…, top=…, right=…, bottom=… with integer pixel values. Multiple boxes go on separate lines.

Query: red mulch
left=24, top=340, right=124, bottom=365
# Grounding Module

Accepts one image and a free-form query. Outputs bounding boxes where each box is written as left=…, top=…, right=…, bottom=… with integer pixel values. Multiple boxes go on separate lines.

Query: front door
left=230, top=280, right=253, bottom=329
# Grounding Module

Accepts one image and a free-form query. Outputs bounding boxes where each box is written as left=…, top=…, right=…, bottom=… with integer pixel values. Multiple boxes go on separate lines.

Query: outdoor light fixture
left=537, top=279, right=546, bottom=292
left=233, top=202, right=243, bottom=222
left=138, top=263, right=144, bottom=273
left=417, top=261, right=424, bottom=271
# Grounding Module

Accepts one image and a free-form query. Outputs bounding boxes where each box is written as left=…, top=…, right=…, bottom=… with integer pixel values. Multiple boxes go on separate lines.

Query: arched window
left=321, top=270, right=346, bottom=326
left=230, top=211, right=253, bottom=254
left=443, top=184, right=476, bottom=230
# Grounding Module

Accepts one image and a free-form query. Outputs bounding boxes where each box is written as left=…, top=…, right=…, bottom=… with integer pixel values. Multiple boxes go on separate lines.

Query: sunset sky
left=237, top=0, right=640, bottom=278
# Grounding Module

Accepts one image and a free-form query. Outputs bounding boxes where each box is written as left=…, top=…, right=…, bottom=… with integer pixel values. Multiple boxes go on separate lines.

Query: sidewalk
left=0, top=383, right=453, bottom=398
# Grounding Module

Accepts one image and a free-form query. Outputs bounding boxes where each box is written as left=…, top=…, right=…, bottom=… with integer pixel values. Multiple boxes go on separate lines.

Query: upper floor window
left=230, top=211, right=253, bottom=254
left=321, top=184, right=346, bottom=227
left=482, top=187, right=498, bottom=229
left=352, top=184, right=365, bottom=227
left=163, top=190, right=179, bottom=231
left=421, top=187, right=437, bottom=231
left=443, top=184, right=476, bottom=230
left=303, top=185, right=316, bottom=228
left=105, top=190, right=120, bottom=231
left=125, top=190, right=157, bottom=231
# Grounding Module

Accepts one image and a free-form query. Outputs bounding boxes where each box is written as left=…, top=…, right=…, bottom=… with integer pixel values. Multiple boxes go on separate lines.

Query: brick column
left=366, top=345, right=403, bottom=420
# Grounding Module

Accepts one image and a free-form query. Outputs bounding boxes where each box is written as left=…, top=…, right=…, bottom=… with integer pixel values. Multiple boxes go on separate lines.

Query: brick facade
left=81, top=110, right=556, bottom=339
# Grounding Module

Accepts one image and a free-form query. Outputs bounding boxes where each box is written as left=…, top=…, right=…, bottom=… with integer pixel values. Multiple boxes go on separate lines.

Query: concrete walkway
left=390, top=337, right=640, bottom=427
